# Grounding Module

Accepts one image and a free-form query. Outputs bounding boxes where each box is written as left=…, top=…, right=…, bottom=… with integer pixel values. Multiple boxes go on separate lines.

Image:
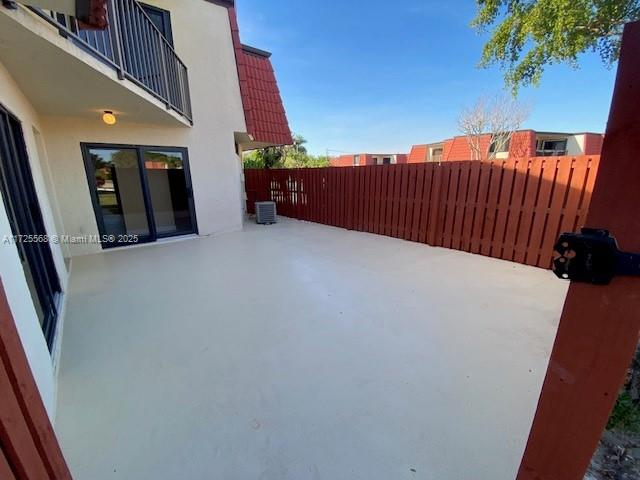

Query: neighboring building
left=409, top=130, right=604, bottom=162
left=331, top=153, right=408, bottom=167
left=407, top=142, right=444, bottom=163
left=0, top=0, right=290, bottom=418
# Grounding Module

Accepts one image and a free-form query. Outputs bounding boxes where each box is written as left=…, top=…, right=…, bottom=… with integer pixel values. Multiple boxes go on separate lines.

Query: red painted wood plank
left=451, top=161, right=470, bottom=250
left=291, top=170, right=298, bottom=217
left=428, top=163, right=447, bottom=246
left=502, top=158, right=530, bottom=261
left=341, top=167, right=348, bottom=228
left=301, top=169, right=308, bottom=220
left=304, top=169, right=311, bottom=221
left=306, top=169, right=313, bottom=222
left=280, top=170, right=288, bottom=217
left=490, top=158, right=516, bottom=259
left=410, top=164, right=425, bottom=242
left=332, top=168, right=339, bottom=225
left=357, top=167, right=364, bottom=231
left=517, top=23, right=640, bottom=480
left=313, top=169, right=319, bottom=223
left=0, top=354, right=48, bottom=480
left=379, top=165, right=390, bottom=236
left=373, top=166, right=383, bottom=234
left=469, top=161, right=492, bottom=253
left=319, top=169, right=326, bottom=225
left=0, top=446, right=16, bottom=480
left=513, top=158, right=543, bottom=263
left=330, top=168, right=338, bottom=226
left=536, top=157, right=573, bottom=268
left=575, top=156, right=600, bottom=231
left=336, top=168, right=342, bottom=227
left=390, top=165, right=403, bottom=237
left=419, top=164, right=435, bottom=244
left=337, top=168, right=344, bottom=227
left=324, top=168, right=331, bottom=225
left=292, top=170, right=299, bottom=219
left=363, top=166, right=373, bottom=232
left=560, top=159, right=588, bottom=234
left=403, top=165, right=418, bottom=240
left=361, top=167, right=368, bottom=231
left=460, top=161, right=481, bottom=252
left=384, top=166, right=395, bottom=236
left=357, top=166, right=365, bottom=231
left=442, top=162, right=460, bottom=249
left=344, top=168, right=352, bottom=227
left=0, top=280, right=71, bottom=480
left=308, top=169, right=314, bottom=221
left=480, top=161, right=505, bottom=257
left=525, top=158, right=558, bottom=266
left=397, top=165, right=410, bottom=239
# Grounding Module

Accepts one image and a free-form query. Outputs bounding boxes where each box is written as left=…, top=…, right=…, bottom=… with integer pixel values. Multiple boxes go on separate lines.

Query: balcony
left=0, top=0, right=192, bottom=125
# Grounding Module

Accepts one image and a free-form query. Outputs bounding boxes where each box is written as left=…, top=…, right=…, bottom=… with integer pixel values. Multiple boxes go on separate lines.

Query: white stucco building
left=0, top=0, right=291, bottom=420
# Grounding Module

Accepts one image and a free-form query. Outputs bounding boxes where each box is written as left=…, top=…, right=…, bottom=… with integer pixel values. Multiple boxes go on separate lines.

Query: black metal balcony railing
left=31, top=0, right=192, bottom=123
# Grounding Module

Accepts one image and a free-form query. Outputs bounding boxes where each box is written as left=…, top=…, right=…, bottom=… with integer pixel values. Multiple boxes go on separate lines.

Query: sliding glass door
left=86, top=147, right=152, bottom=242
left=0, top=106, right=61, bottom=350
left=143, top=149, right=195, bottom=236
left=83, top=144, right=197, bottom=247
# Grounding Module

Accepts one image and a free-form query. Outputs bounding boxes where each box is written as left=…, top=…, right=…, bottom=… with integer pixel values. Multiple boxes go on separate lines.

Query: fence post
left=516, top=21, right=640, bottom=480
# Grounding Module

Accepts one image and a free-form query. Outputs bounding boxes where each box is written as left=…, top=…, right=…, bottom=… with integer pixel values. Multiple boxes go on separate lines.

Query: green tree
left=242, top=134, right=330, bottom=169
left=473, top=0, right=640, bottom=92
left=244, top=146, right=284, bottom=169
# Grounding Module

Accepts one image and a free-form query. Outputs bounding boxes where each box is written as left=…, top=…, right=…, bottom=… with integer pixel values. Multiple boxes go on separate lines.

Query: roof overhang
left=241, top=44, right=271, bottom=58
left=204, top=0, right=234, bottom=7
left=226, top=6, right=293, bottom=147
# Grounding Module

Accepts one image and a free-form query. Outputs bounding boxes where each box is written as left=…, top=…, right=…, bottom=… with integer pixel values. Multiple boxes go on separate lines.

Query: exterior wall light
left=102, top=111, right=117, bottom=125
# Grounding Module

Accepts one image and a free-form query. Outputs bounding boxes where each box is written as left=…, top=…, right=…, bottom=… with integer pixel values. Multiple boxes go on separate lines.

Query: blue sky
left=236, top=0, right=617, bottom=156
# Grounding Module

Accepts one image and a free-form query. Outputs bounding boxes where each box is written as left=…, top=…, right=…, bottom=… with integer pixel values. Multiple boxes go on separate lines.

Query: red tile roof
left=228, top=7, right=293, bottom=146
left=407, top=144, right=428, bottom=163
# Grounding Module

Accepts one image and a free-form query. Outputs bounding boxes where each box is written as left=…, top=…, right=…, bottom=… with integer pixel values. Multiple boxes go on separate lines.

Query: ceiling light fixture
left=102, top=111, right=117, bottom=125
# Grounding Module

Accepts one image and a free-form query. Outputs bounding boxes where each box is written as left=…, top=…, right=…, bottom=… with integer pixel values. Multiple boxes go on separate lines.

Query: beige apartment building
left=0, top=0, right=291, bottom=427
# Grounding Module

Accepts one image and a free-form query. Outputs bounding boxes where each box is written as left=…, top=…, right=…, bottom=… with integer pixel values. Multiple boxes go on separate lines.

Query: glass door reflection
left=88, top=147, right=152, bottom=242
left=142, top=149, right=196, bottom=237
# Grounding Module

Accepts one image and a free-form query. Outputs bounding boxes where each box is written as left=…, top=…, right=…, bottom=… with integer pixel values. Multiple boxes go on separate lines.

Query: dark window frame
left=489, top=138, right=511, bottom=154
left=0, top=104, right=61, bottom=351
left=139, top=2, right=174, bottom=47
left=81, top=143, right=198, bottom=249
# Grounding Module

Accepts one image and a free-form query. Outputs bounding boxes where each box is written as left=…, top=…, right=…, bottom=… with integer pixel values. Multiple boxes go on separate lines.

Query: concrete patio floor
left=55, top=218, right=567, bottom=480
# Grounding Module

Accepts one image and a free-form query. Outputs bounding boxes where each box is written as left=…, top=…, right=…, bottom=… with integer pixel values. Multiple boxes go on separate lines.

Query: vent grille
left=255, top=201, right=277, bottom=224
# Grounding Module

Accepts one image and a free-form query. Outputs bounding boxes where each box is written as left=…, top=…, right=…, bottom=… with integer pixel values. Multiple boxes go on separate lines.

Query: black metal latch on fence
left=553, top=228, right=640, bottom=285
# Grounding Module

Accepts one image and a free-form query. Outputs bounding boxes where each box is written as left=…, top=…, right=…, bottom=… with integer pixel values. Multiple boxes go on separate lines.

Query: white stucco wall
left=0, top=0, right=248, bottom=418
left=566, top=135, right=583, bottom=155
left=572, top=134, right=586, bottom=155
left=0, top=61, right=69, bottom=418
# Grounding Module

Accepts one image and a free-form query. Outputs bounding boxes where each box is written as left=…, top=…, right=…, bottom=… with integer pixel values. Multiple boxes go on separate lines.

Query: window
left=353, top=155, right=360, bottom=166
left=383, top=157, right=391, bottom=165
left=140, top=3, right=174, bottom=46
left=489, top=138, right=510, bottom=154
left=536, top=139, right=568, bottom=156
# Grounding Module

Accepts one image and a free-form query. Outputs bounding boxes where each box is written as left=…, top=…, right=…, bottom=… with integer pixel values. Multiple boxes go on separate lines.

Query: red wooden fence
left=0, top=280, right=72, bottom=479
left=245, top=156, right=600, bottom=269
